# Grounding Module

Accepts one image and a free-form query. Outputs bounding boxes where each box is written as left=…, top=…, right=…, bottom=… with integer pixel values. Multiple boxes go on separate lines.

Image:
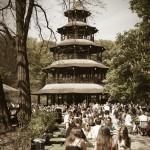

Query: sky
left=28, top=0, right=140, bottom=41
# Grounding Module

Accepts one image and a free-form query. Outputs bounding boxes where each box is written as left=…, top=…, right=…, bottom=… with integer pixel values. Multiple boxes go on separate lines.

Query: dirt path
left=131, top=134, right=150, bottom=150
left=0, top=131, right=150, bottom=150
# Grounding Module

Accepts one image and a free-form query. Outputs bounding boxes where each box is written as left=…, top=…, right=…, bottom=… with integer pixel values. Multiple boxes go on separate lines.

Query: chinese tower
left=35, top=0, right=108, bottom=105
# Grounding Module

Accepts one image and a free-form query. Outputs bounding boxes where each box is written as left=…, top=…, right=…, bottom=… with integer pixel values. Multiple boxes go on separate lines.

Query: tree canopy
left=106, top=0, right=150, bottom=104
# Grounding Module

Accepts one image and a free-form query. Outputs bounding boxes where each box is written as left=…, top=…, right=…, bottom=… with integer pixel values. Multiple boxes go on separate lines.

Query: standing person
left=117, top=126, right=131, bottom=150
left=138, top=111, right=148, bottom=135
left=91, top=118, right=101, bottom=139
left=94, top=126, right=117, bottom=150
left=82, top=122, right=92, bottom=139
left=104, top=102, right=110, bottom=116
left=64, top=110, right=73, bottom=129
left=65, top=127, right=87, bottom=150
left=124, top=112, right=132, bottom=133
left=66, top=118, right=86, bottom=141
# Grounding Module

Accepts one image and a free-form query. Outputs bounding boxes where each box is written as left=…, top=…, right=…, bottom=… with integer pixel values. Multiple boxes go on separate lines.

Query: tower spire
left=73, top=0, right=85, bottom=10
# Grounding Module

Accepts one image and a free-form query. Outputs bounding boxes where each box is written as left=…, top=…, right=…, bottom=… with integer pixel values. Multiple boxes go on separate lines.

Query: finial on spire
left=73, top=0, right=85, bottom=10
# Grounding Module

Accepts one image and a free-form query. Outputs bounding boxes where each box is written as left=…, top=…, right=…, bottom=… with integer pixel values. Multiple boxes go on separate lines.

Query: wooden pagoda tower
left=35, top=0, right=108, bottom=105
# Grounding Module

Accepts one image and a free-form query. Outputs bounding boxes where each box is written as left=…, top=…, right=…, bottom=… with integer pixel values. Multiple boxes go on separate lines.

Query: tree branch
left=34, top=7, right=44, bottom=41
left=34, top=3, right=57, bottom=42
left=0, top=0, right=11, bottom=11
left=24, top=0, right=34, bottom=40
left=0, top=21, right=14, bottom=40
left=0, top=32, right=8, bottom=46
left=34, top=6, right=45, bottom=53
left=62, top=0, right=68, bottom=10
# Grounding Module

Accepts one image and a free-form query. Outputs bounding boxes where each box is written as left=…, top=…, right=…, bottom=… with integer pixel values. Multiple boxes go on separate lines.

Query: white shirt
left=139, top=115, right=148, bottom=122
left=82, top=128, right=92, bottom=139
left=125, top=114, right=132, bottom=126
left=64, top=113, right=69, bottom=123
left=91, top=125, right=101, bottom=139
left=104, top=105, right=110, bottom=111
left=139, top=114, right=148, bottom=127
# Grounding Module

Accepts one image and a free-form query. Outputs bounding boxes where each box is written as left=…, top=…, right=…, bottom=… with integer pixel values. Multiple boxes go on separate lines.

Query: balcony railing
left=46, top=77, right=103, bottom=84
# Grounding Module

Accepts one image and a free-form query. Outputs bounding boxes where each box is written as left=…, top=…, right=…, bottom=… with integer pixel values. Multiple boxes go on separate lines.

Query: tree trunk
left=16, top=0, right=32, bottom=123
left=16, top=38, right=31, bottom=122
left=0, top=76, right=11, bottom=128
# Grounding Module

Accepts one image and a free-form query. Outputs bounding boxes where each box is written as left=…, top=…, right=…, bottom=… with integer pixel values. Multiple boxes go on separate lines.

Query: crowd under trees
left=0, top=0, right=149, bottom=128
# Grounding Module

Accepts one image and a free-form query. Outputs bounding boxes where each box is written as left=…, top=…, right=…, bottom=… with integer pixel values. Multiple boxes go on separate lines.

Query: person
left=117, top=126, right=131, bottom=150
left=66, top=118, right=86, bottom=141
left=138, top=111, right=149, bottom=135
left=64, top=110, right=73, bottom=129
left=82, top=122, right=92, bottom=139
left=91, top=118, right=101, bottom=139
left=94, top=126, right=116, bottom=150
left=104, top=102, right=110, bottom=116
left=105, top=117, right=115, bottom=133
left=65, top=127, right=87, bottom=150
left=124, top=112, right=132, bottom=133
left=138, top=111, right=148, bottom=126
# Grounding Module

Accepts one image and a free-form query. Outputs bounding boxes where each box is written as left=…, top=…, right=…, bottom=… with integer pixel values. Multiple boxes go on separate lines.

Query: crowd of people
left=62, top=102, right=150, bottom=150
left=31, top=101, right=150, bottom=150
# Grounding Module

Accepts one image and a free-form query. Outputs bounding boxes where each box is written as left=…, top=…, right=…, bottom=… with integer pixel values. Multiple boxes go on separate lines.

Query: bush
left=28, top=110, right=57, bottom=138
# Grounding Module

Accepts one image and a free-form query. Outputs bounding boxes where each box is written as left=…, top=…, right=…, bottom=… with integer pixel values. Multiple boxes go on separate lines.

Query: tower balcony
left=45, top=77, right=104, bottom=84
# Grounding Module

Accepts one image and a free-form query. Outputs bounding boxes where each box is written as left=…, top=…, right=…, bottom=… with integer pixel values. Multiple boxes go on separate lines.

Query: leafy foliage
left=106, top=29, right=150, bottom=104
left=130, top=0, right=150, bottom=41
left=130, top=0, right=150, bottom=20
left=105, top=0, right=150, bottom=104
left=28, top=110, right=57, bottom=138
left=96, top=40, right=116, bottom=66
left=27, top=38, right=54, bottom=90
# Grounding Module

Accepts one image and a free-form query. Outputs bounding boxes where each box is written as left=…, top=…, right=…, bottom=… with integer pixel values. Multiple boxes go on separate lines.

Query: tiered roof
left=64, top=0, right=91, bottom=17
left=43, top=59, right=108, bottom=71
left=35, top=83, right=104, bottom=94
left=35, top=0, right=107, bottom=97
left=57, top=21, right=98, bottom=35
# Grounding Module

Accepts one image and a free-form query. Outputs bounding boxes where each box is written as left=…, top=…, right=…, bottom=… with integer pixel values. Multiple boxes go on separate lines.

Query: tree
left=0, top=0, right=55, bottom=124
left=0, top=76, right=10, bottom=129
left=27, top=38, right=54, bottom=90
left=95, top=40, right=116, bottom=66
left=0, top=35, right=17, bottom=85
left=130, top=0, right=150, bottom=40
left=106, top=29, right=150, bottom=104
left=105, top=0, right=150, bottom=104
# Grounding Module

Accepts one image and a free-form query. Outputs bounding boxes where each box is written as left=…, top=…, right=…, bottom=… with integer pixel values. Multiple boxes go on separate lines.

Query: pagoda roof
left=64, top=9, right=91, bottom=17
left=57, top=21, right=98, bottom=34
left=43, top=59, right=108, bottom=70
left=50, top=40, right=105, bottom=53
left=33, top=83, right=105, bottom=94
left=55, top=39, right=98, bottom=46
left=3, top=84, right=19, bottom=92
left=63, top=21, right=88, bottom=27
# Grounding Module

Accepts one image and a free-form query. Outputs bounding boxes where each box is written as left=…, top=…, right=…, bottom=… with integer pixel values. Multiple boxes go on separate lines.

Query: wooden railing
left=46, top=77, right=103, bottom=84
